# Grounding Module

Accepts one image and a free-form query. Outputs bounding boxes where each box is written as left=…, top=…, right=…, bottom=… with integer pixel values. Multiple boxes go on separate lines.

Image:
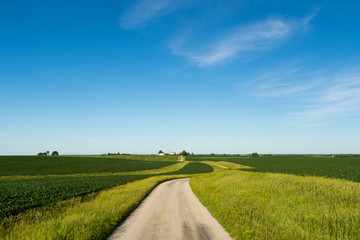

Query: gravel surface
left=107, top=178, right=232, bottom=240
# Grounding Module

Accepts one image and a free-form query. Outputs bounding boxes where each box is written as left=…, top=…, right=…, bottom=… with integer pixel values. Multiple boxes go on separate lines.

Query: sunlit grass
left=1, top=162, right=214, bottom=219
left=0, top=161, right=213, bottom=239
left=191, top=169, right=360, bottom=240
left=0, top=175, right=189, bottom=240
left=204, top=161, right=254, bottom=170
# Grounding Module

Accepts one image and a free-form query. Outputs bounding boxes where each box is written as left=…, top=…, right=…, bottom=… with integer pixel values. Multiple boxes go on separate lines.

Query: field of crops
left=3, top=154, right=359, bottom=239
left=0, top=155, right=177, bottom=176
left=0, top=156, right=212, bottom=221
left=0, top=174, right=149, bottom=219
left=188, top=155, right=360, bottom=182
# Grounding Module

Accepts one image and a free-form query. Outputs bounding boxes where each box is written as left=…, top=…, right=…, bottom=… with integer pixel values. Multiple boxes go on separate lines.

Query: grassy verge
left=0, top=175, right=188, bottom=240
left=190, top=170, right=360, bottom=240
left=0, top=163, right=189, bottom=219
left=204, top=161, right=254, bottom=170
left=1, top=162, right=213, bottom=220
left=1, top=162, right=214, bottom=221
left=0, top=162, right=213, bottom=239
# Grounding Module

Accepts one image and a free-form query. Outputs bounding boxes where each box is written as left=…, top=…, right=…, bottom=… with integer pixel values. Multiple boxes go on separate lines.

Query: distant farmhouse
left=158, top=150, right=176, bottom=156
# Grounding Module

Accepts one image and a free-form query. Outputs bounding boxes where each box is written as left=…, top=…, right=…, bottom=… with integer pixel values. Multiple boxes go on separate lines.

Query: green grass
left=0, top=175, right=191, bottom=240
left=6, top=153, right=359, bottom=239
left=188, top=155, right=360, bottom=239
left=0, top=155, right=177, bottom=176
left=0, top=158, right=214, bottom=239
left=191, top=169, right=360, bottom=240
left=0, top=155, right=180, bottom=220
left=188, top=155, right=360, bottom=182
left=166, top=162, right=213, bottom=175
left=0, top=174, right=151, bottom=219
left=0, top=160, right=212, bottom=221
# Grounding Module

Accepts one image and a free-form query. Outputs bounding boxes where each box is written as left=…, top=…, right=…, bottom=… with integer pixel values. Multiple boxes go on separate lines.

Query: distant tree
left=107, top=152, right=118, bottom=156
left=251, top=152, right=259, bottom=157
left=210, top=153, right=216, bottom=156
left=51, top=151, right=59, bottom=156
left=46, top=151, right=49, bottom=155
left=181, top=150, right=188, bottom=156
left=158, top=150, right=164, bottom=154
left=37, top=152, right=48, bottom=156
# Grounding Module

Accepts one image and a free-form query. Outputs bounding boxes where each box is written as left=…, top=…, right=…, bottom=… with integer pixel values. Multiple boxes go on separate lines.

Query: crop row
left=0, top=156, right=176, bottom=176
left=188, top=155, right=360, bottom=182
left=0, top=162, right=213, bottom=220
left=0, top=174, right=150, bottom=219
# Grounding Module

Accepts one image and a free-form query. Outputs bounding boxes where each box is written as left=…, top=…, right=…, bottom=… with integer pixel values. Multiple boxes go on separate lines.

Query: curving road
left=107, top=178, right=232, bottom=240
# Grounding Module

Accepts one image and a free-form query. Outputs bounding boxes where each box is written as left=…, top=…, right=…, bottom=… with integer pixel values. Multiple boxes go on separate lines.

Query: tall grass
left=191, top=170, right=360, bottom=240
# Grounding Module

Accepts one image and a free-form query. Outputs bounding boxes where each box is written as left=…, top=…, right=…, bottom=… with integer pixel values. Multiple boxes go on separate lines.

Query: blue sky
left=1, top=0, right=360, bottom=154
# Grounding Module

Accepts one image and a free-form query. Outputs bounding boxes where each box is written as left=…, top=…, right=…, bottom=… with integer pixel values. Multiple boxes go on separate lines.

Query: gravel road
left=107, top=178, right=232, bottom=240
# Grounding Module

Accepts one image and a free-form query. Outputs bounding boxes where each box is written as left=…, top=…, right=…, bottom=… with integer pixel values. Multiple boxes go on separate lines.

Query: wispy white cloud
left=120, top=0, right=176, bottom=29
left=172, top=15, right=315, bottom=66
left=253, top=66, right=360, bottom=125
left=288, top=74, right=360, bottom=124
left=253, top=67, right=324, bottom=98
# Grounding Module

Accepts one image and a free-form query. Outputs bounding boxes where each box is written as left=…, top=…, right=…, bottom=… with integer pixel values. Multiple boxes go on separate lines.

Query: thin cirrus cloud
left=288, top=73, right=360, bottom=125
left=120, top=0, right=176, bottom=29
left=253, top=67, right=360, bottom=125
left=172, top=15, right=315, bottom=66
left=120, top=1, right=316, bottom=66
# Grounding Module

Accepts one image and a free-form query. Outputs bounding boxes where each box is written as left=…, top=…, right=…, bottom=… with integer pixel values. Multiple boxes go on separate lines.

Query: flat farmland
left=188, top=155, right=360, bottom=182
left=0, top=155, right=178, bottom=176
left=3, top=154, right=360, bottom=239
left=0, top=155, right=213, bottom=240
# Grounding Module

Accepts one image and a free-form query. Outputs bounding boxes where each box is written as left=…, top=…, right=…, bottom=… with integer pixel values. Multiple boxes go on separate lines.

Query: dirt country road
left=107, top=178, right=232, bottom=240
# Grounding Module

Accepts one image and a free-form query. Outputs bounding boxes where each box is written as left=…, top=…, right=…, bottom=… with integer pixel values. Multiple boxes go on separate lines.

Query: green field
left=188, top=155, right=360, bottom=182
left=2, top=154, right=360, bottom=239
left=190, top=155, right=360, bottom=239
left=1, top=175, right=192, bottom=240
left=0, top=155, right=177, bottom=176
left=0, top=155, right=213, bottom=239
left=0, top=155, right=212, bottom=220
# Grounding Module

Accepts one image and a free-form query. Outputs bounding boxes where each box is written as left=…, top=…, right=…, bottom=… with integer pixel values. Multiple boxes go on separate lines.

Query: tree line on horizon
left=37, top=151, right=59, bottom=156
